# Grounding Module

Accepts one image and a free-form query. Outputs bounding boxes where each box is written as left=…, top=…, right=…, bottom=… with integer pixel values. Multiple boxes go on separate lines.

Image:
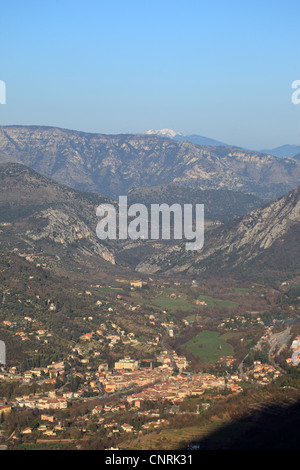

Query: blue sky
left=0, top=0, right=300, bottom=149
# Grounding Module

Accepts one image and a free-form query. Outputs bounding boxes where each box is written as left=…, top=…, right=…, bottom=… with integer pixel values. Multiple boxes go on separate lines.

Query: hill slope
left=0, top=163, right=116, bottom=273
left=135, top=186, right=300, bottom=278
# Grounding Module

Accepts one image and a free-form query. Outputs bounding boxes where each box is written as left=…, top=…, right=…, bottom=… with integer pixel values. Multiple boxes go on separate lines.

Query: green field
left=152, top=293, right=199, bottom=312
left=184, top=313, right=203, bottom=323
left=233, top=288, right=251, bottom=294
left=127, top=287, right=238, bottom=314
left=96, top=286, right=123, bottom=293
left=140, top=290, right=238, bottom=313
left=121, top=421, right=224, bottom=450
left=183, top=330, right=234, bottom=363
left=197, top=295, right=238, bottom=308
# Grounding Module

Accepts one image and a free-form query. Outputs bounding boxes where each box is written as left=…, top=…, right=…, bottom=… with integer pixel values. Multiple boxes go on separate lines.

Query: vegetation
left=183, top=331, right=234, bottom=364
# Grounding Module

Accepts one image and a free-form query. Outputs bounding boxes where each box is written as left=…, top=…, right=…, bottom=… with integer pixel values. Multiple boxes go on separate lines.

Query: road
left=161, top=336, right=176, bottom=371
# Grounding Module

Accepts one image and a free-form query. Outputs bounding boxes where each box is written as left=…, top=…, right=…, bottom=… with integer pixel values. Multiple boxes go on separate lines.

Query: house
left=49, top=369, right=59, bottom=379
left=41, top=414, right=55, bottom=422
left=104, top=422, right=118, bottom=429
left=114, top=358, right=139, bottom=371
left=92, top=405, right=103, bottom=415
left=130, top=280, right=143, bottom=288
left=22, top=427, right=32, bottom=435
left=121, top=423, right=134, bottom=433
left=38, top=424, right=48, bottom=432
left=43, top=430, right=57, bottom=436
left=54, top=422, right=64, bottom=431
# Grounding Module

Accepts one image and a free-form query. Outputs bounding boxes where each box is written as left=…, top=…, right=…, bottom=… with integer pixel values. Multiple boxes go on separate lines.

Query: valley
left=0, top=131, right=299, bottom=451
left=0, top=239, right=300, bottom=450
left=1, top=0, right=300, bottom=455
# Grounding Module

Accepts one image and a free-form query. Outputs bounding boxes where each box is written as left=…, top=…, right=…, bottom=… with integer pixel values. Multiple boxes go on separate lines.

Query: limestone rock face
left=0, top=125, right=299, bottom=199
left=0, top=162, right=116, bottom=270
left=135, top=186, right=300, bottom=275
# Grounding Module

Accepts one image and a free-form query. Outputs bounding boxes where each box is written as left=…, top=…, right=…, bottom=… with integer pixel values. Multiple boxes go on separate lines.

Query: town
left=0, top=270, right=299, bottom=450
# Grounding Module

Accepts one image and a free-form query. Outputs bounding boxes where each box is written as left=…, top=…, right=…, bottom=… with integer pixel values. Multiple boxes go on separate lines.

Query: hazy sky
left=1, top=0, right=300, bottom=149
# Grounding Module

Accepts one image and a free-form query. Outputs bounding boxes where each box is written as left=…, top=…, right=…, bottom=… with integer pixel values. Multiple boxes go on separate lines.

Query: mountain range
left=260, top=144, right=300, bottom=159
left=0, top=161, right=299, bottom=281
left=145, top=128, right=226, bottom=146
left=145, top=129, right=300, bottom=159
left=135, top=185, right=300, bottom=278
left=0, top=125, right=299, bottom=200
left=0, top=162, right=268, bottom=273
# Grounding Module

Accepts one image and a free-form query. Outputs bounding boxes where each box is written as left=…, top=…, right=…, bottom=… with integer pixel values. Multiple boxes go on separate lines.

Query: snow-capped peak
left=145, top=128, right=183, bottom=138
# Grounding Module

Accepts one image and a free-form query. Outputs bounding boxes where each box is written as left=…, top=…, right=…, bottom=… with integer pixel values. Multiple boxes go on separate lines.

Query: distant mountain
left=135, top=186, right=300, bottom=278
left=260, top=145, right=300, bottom=159
left=128, top=184, right=268, bottom=223
left=145, top=128, right=226, bottom=146
left=145, top=129, right=184, bottom=139
left=293, top=153, right=300, bottom=161
left=0, top=126, right=299, bottom=200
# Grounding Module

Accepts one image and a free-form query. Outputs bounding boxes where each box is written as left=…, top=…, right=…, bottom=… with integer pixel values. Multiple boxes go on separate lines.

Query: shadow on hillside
left=184, top=399, right=300, bottom=450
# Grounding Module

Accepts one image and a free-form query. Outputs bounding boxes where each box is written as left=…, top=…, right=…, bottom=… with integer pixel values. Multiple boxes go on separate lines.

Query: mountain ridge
left=145, top=128, right=226, bottom=146
left=0, top=162, right=117, bottom=272
left=135, top=185, right=300, bottom=277
left=0, top=125, right=299, bottom=200
left=260, top=144, right=300, bottom=159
